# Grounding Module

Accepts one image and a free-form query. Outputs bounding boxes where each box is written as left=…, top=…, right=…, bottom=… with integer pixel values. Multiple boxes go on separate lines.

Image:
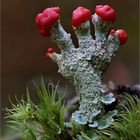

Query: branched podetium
left=35, top=5, right=128, bottom=128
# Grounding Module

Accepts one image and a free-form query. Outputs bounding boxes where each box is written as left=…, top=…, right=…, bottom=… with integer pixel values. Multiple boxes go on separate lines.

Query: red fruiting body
left=95, top=5, right=116, bottom=22
left=47, top=48, right=55, bottom=54
left=35, top=7, right=60, bottom=37
left=45, top=48, right=55, bottom=59
left=110, top=29, right=116, bottom=35
left=116, top=29, right=128, bottom=45
left=72, top=7, right=91, bottom=27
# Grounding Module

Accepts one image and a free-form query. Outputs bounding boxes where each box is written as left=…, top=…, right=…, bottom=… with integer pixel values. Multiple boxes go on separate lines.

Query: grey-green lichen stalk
left=36, top=6, right=128, bottom=129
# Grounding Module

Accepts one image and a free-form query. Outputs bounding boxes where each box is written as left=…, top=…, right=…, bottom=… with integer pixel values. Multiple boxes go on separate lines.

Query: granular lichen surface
left=36, top=5, right=128, bottom=128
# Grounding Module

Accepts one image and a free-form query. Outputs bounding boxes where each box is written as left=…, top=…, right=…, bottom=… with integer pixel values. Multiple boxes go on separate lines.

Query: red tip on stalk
left=45, top=48, right=55, bottom=59
left=110, top=29, right=116, bottom=35
left=35, top=7, right=60, bottom=37
left=116, top=29, right=128, bottom=45
left=95, top=5, right=116, bottom=22
left=72, top=7, right=91, bottom=27
left=47, top=48, right=55, bottom=54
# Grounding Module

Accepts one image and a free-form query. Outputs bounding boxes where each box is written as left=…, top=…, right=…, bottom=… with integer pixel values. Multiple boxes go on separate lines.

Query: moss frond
left=110, top=94, right=140, bottom=140
left=6, top=78, right=65, bottom=140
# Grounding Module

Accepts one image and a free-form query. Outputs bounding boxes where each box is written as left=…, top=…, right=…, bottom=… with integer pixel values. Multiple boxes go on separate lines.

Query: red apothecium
left=35, top=7, right=60, bottom=37
left=72, top=7, right=91, bottom=27
left=116, top=29, right=128, bottom=45
left=95, top=5, right=116, bottom=22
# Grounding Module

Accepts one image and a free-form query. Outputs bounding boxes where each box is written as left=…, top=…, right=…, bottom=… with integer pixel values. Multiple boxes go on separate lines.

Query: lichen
left=38, top=6, right=127, bottom=128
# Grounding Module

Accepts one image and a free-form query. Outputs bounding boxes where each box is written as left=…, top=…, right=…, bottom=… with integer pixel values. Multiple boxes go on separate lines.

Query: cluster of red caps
left=35, top=5, right=128, bottom=54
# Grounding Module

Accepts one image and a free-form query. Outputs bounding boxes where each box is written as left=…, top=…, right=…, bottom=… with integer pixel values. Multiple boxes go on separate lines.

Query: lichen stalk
left=50, top=16, right=120, bottom=126
left=35, top=6, right=128, bottom=128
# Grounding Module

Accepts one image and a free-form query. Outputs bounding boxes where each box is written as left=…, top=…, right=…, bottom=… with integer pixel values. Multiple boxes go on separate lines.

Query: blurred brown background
left=1, top=0, right=139, bottom=131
